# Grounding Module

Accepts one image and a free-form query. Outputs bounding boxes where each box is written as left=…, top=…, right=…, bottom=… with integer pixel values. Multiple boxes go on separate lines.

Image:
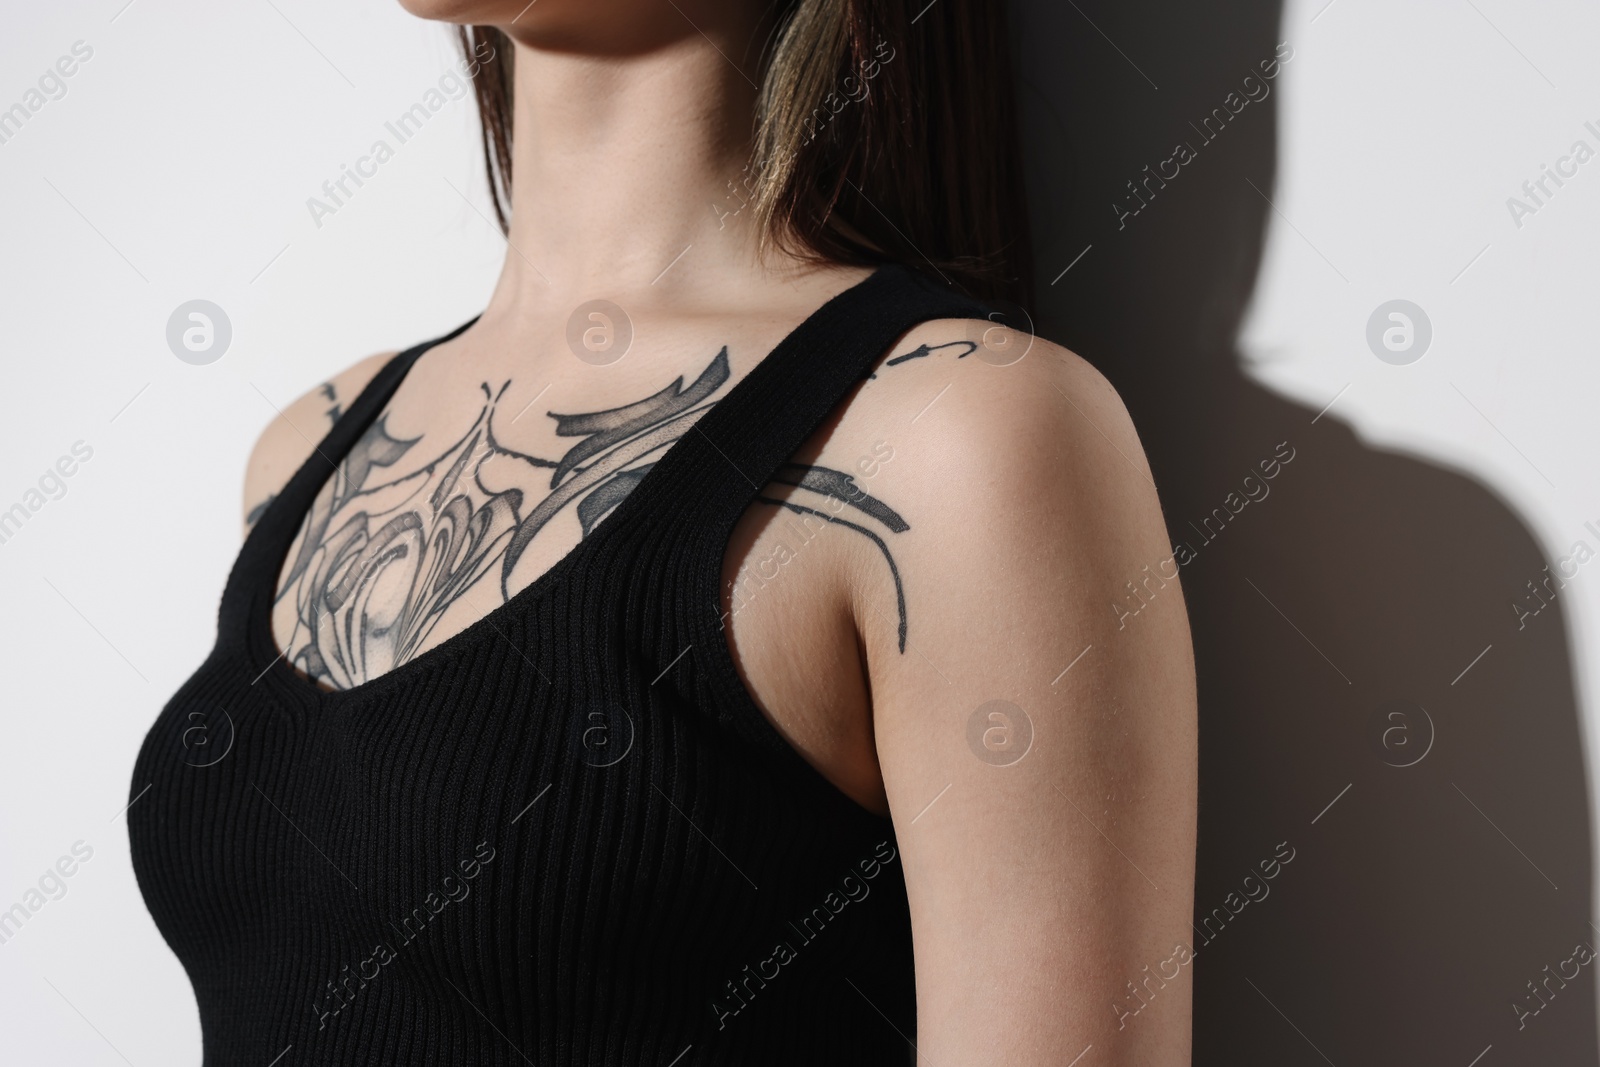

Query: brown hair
left=457, top=1, right=1032, bottom=312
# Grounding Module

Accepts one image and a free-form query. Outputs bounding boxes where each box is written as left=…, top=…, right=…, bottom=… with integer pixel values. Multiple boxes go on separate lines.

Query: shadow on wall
left=1012, top=1, right=1596, bottom=1063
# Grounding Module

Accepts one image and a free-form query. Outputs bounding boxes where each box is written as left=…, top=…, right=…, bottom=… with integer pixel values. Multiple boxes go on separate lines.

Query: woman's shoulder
left=839, top=319, right=1196, bottom=1067
left=844, top=316, right=1147, bottom=487
left=811, top=312, right=1165, bottom=633
left=241, top=350, right=396, bottom=532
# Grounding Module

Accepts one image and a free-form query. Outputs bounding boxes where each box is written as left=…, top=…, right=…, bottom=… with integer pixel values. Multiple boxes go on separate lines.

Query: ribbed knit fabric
left=128, top=263, right=995, bottom=1066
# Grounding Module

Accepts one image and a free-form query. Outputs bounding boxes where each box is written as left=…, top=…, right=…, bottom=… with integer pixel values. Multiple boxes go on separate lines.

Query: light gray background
left=1, top=0, right=1595, bottom=1063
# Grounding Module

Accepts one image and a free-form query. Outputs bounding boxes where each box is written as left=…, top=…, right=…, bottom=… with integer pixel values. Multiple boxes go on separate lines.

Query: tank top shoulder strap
left=676, top=262, right=996, bottom=498
left=651, top=262, right=997, bottom=795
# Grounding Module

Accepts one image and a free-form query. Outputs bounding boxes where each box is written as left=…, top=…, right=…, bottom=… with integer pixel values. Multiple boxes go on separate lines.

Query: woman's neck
left=484, top=15, right=781, bottom=319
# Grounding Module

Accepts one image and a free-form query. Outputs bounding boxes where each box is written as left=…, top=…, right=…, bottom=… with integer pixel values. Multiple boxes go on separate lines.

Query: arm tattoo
left=246, top=383, right=341, bottom=531
left=319, top=382, right=342, bottom=423
left=791, top=333, right=977, bottom=640
left=865, top=339, right=979, bottom=378
left=245, top=494, right=276, bottom=529
left=756, top=463, right=913, bottom=653
left=274, top=349, right=730, bottom=691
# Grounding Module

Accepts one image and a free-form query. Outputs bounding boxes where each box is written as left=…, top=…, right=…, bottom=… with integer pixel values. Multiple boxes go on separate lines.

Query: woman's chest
left=127, top=636, right=902, bottom=1057
left=262, top=361, right=894, bottom=815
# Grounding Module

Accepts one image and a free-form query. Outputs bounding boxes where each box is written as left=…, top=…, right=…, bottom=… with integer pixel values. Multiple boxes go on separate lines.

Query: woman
left=130, top=1, right=1196, bottom=1063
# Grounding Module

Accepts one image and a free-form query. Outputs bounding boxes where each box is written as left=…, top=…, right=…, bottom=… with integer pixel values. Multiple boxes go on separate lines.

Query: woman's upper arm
left=240, top=351, right=394, bottom=537
left=859, top=332, right=1197, bottom=1064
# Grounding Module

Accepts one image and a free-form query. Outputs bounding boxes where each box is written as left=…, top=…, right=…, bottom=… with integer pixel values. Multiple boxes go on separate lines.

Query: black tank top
left=128, top=263, right=994, bottom=1066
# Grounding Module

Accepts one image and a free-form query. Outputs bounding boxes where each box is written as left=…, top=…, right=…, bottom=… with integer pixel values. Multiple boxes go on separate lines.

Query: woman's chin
left=395, top=0, right=527, bottom=25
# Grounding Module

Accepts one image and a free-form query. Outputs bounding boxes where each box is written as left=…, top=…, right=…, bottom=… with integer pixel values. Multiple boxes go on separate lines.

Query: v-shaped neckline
left=239, top=264, right=898, bottom=706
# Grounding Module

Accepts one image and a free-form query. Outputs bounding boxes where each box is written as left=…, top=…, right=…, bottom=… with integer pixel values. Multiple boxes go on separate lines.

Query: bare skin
left=244, top=1, right=1198, bottom=1062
